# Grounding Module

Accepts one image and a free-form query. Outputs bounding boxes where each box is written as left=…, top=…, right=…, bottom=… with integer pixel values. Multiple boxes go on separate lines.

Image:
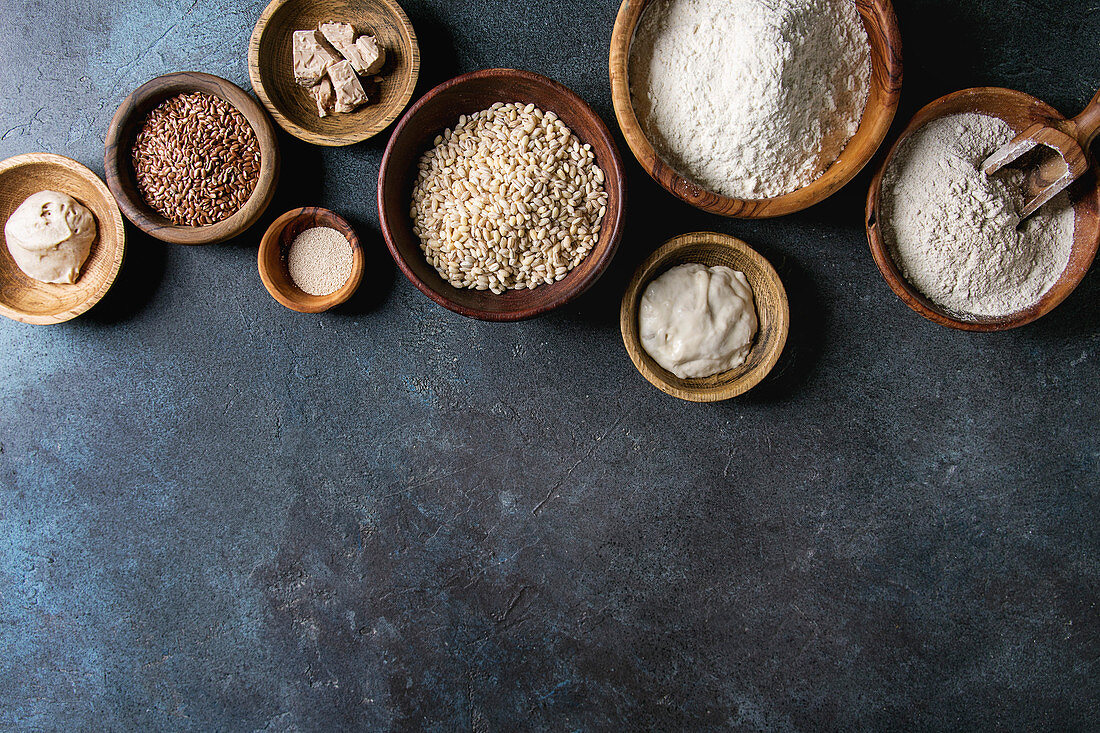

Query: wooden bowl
left=620, top=232, right=789, bottom=402
left=609, top=0, right=902, bottom=218
left=0, top=153, right=126, bottom=325
left=866, top=87, right=1100, bottom=331
left=104, top=72, right=281, bottom=245
left=258, top=207, right=365, bottom=312
left=378, top=68, right=627, bottom=321
left=249, top=0, right=420, bottom=146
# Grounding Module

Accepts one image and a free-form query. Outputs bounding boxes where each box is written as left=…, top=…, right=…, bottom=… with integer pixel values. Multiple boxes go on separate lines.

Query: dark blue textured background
left=1, top=0, right=1097, bottom=729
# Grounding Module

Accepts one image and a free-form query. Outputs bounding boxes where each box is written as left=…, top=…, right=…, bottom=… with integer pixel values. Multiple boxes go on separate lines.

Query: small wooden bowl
left=620, top=232, right=789, bottom=402
left=0, top=153, right=126, bottom=325
left=249, top=0, right=420, bottom=147
left=258, top=207, right=365, bottom=312
left=104, top=72, right=281, bottom=245
left=609, top=0, right=902, bottom=218
left=866, top=87, right=1100, bottom=331
left=378, top=68, right=627, bottom=321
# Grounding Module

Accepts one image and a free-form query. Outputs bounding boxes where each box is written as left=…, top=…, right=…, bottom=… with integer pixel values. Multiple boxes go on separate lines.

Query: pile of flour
left=881, top=112, right=1075, bottom=318
left=630, top=0, right=872, bottom=199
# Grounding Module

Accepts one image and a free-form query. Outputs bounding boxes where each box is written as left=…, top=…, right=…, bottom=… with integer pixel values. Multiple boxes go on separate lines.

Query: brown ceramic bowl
left=104, top=72, right=281, bottom=245
left=620, top=232, right=789, bottom=402
left=0, top=153, right=126, bottom=325
left=249, top=0, right=420, bottom=146
left=609, top=0, right=902, bottom=218
left=258, top=207, right=364, bottom=313
left=866, top=87, right=1100, bottom=331
left=378, top=68, right=627, bottom=321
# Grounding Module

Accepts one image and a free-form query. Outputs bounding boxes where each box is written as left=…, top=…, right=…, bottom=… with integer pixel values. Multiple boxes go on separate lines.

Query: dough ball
left=639, top=263, right=758, bottom=379
left=5, top=190, right=97, bottom=284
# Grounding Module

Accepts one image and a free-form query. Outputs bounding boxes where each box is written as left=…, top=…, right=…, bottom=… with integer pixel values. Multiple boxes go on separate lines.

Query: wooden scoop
left=982, top=88, right=1100, bottom=220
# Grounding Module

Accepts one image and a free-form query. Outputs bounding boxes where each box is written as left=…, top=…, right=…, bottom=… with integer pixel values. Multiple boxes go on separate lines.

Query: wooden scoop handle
left=1072, top=86, right=1100, bottom=150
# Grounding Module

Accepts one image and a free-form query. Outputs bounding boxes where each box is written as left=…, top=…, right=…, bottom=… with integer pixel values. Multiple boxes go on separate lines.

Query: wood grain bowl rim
left=257, top=206, right=365, bottom=313
left=865, top=86, right=1100, bottom=331
left=377, top=68, right=628, bottom=322
left=609, top=0, right=902, bottom=219
left=248, top=0, right=421, bottom=147
left=104, top=71, right=281, bottom=245
left=620, top=232, right=790, bottom=402
left=0, top=153, right=127, bottom=325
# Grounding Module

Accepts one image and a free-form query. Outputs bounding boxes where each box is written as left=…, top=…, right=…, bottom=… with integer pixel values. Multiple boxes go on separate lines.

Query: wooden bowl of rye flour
left=610, top=0, right=902, bottom=218
left=866, top=87, right=1100, bottom=331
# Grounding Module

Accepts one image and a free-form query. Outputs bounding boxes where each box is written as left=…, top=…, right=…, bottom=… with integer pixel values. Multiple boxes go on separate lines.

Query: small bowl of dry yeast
left=104, top=72, right=281, bottom=245
left=258, top=207, right=365, bottom=313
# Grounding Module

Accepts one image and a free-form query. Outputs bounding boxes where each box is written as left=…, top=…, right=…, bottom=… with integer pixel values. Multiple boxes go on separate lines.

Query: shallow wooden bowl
left=0, top=153, right=126, bottom=325
left=866, top=87, right=1100, bottom=331
left=104, top=72, right=281, bottom=245
left=378, top=68, right=627, bottom=322
left=620, top=232, right=789, bottom=402
left=609, top=0, right=902, bottom=218
left=258, top=207, right=365, bottom=313
left=249, top=0, right=420, bottom=146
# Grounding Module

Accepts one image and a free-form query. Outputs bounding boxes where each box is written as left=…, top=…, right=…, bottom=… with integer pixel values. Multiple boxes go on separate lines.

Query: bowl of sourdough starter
left=610, top=0, right=902, bottom=218
left=620, top=232, right=789, bottom=402
left=0, top=153, right=126, bottom=325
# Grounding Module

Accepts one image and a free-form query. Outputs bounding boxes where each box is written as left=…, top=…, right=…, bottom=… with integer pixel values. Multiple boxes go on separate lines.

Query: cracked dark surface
left=1, top=0, right=1098, bottom=729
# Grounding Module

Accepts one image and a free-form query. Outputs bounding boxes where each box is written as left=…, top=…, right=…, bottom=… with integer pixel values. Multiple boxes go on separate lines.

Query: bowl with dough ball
left=249, top=0, right=420, bottom=146
left=609, top=0, right=902, bottom=218
left=0, top=153, right=126, bottom=325
left=620, top=232, right=789, bottom=402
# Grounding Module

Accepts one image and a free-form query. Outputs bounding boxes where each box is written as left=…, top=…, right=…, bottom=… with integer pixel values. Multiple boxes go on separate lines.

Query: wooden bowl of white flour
left=610, top=0, right=902, bottom=218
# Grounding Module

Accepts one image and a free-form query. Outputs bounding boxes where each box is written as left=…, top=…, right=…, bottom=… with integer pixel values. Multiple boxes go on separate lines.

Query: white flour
left=881, top=112, right=1075, bottom=318
left=630, top=0, right=871, bottom=199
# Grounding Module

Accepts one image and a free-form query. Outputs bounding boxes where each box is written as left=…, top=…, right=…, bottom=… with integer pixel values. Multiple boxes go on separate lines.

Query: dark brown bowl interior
left=104, top=72, right=281, bottom=245
left=866, top=87, right=1100, bottom=331
left=378, top=68, right=627, bottom=321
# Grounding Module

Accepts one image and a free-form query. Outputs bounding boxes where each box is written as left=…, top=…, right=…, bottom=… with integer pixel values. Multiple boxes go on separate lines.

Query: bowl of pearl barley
left=377, top=68, right=627, bottom=321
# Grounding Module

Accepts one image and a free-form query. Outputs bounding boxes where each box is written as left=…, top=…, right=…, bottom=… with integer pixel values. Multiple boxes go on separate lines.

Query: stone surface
left=1, top=0, right=1098, bottom=729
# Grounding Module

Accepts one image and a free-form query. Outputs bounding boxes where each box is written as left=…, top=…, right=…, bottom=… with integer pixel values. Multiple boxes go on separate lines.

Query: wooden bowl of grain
left=0, top=153, right=126, bottom=325
left=249, top=0, right=420, bottom=147
left=609, top=0, right=902, bottom=218
left=258, top=207, right=365, bottom=313
left=866, top=87, right=1100, bottom=331
left=378, top=68, right=627, bottom=321
left=104, top=72, right=281, bottom=245
left=620, top=232, right=789, bottom=402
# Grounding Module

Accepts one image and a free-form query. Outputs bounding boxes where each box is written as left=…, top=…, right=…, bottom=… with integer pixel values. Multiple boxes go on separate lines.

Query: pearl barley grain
left=287, top=226, right=354, bottom=296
